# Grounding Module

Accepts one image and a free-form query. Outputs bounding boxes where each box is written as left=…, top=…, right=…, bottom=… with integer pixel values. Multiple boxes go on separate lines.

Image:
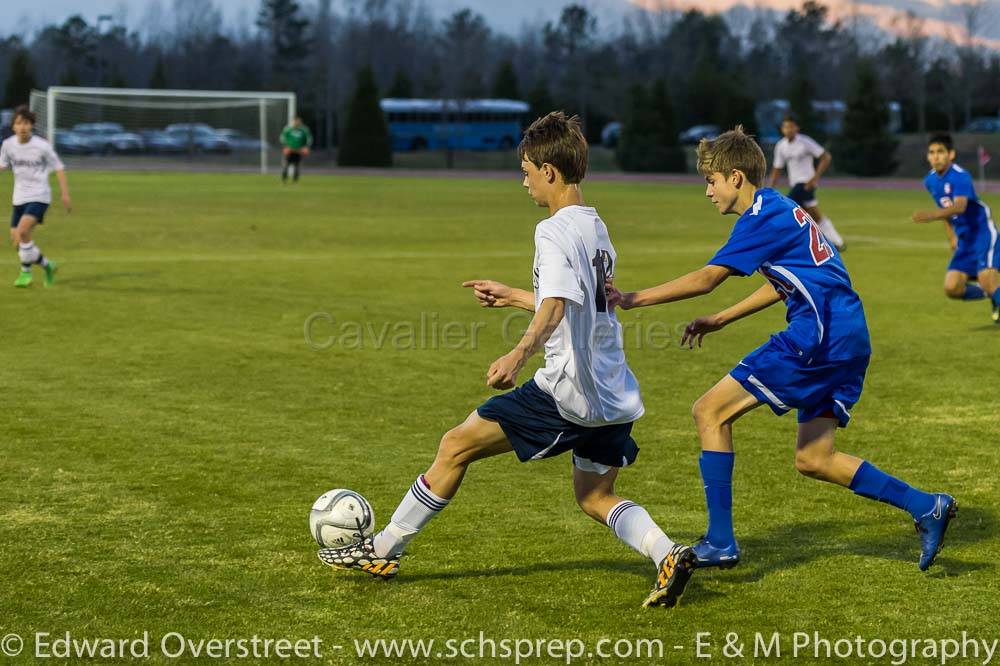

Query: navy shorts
left=730, top=336, right=869, bottom=428
left=788, top=183, right=818, bottom=208
left=949, top=224, right=1000, bottom=277
left=477, top=379, right=638, bottom=472
left=11, top=202, right=48, bottom=228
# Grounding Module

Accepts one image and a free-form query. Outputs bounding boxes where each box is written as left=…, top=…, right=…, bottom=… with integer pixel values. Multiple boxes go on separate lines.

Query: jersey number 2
left=794, top=207, right=834, bottom=265
left=592, top=249, right=614, bottom=312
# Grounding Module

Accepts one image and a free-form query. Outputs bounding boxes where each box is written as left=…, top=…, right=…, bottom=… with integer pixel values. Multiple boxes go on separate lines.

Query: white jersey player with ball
left=316, top=112, right=697, bottom=609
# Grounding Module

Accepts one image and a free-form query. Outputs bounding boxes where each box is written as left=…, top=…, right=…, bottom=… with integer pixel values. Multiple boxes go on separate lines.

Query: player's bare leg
left=794, top=417, right=863, bottom=486
left=689, top=376, right=762, bottom=567
left=943, top=269, right=981, bottom=301
left=319, top=412, right=512, bottom=577
left=13, top=214, right=44, bottom=287
left=573, top=467, right=695, bottom=608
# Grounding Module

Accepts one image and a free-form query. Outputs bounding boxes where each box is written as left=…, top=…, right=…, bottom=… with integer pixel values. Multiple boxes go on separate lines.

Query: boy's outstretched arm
left=607, top=265, right=732, bottom=310
left=462, top=279, right=534, bottom=311
left=485, top=297, right=564, bottom=389
left=912, top=196, right=967, bottom=223
left=681, top=282, right=782, bottom=348
left=55, top=169, right=72, bottom=212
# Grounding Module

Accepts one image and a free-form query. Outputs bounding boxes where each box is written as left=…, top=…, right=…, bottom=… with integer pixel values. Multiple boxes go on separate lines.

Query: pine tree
left=526, top=79, right=554, bottom=122
left=387, top=69, right=413, bottom=98
left=832, top=59, right=899, bottom=176
left=491, top=60, right=520, bottom=99
left=257, top=0, right=311, bottom=87
left=787, top=66, right=823, bottom=141
left=337, top=65, right=392, bottom=167
left=617, top=81, right=686, bottom=173
left=3, top=49, right=37, bottom=108
left=149, top=56, right=169, bottom=89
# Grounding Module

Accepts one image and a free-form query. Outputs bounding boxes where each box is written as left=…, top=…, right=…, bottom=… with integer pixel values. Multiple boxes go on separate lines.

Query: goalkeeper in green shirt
left=280, top=116, right=313, bottom=183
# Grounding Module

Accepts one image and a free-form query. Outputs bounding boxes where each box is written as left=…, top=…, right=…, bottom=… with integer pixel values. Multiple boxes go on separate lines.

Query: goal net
left=30, top=87, right=296, bottom=174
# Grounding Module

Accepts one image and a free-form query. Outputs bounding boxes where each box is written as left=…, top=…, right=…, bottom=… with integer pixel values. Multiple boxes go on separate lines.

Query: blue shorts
left=949, top=223, right=1000, bottom=277
left=730, top=336, right=869, bottom=428
left=11, top=202, right=48, bottom=228
left=788, top=183, right=818, bottom=208
left=477, top=379, right=638, bottom=472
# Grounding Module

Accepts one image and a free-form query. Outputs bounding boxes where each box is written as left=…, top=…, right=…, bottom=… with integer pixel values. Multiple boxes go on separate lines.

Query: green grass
left=0, top=171, right=997, bottom=664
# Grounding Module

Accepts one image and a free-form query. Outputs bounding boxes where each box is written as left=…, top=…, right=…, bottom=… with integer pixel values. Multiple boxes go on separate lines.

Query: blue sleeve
left=951, top=171, right=975, bottom=200
left=708, top=219, right=787, bottom=277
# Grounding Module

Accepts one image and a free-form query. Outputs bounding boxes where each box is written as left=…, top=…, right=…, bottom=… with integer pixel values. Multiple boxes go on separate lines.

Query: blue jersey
left=709, top=188, right=871, bottom=363
left=924, top=164, right=991, bottom=246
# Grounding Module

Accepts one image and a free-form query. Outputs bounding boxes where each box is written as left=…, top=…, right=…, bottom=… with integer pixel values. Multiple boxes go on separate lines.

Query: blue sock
left=964, top=284, right=986, bottom=300
left=992, top=290, right=1000, bottom=307
left=849, top=461, right=936, bottom=519
left=700, top=451, right=735, bottom=546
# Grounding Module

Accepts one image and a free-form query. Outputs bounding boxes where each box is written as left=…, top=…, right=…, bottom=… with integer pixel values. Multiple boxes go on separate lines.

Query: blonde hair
left=696, top=125, right=766, bottom=187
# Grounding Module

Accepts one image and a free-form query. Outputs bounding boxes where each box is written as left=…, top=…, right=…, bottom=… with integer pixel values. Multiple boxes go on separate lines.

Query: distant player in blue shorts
left=608, top=127, right=955, bottom=596
left=317, top=112, right=696, bottom=608
left=911, top=133, right=999, bottom=323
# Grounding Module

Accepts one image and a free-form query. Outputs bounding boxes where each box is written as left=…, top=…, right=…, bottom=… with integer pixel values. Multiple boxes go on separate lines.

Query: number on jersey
left=592, top=249, right=614, bottom=312
left=794, top=207, right=834, bottom=265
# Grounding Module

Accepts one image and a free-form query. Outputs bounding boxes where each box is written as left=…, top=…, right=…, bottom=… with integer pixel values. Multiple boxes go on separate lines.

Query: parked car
left=138, top=129, right=188, bottom=154
left=679, top=124, right=720, bottom=145
left=72, top=122, right=126, bottom=153
left=54, top=130, right=94, bottom=155
left=109, top=132, right=145, bottom=153
left=601, top=122, right=622, bottom=149
left=962, top=117, right=1000, bottom=133
left=216, top=128, right=264, bottom=151
left=164, top=124, right=232, bottom=153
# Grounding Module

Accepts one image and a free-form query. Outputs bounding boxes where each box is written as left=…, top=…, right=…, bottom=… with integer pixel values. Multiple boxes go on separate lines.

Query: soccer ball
left=309, top=489, right=375, bottom=547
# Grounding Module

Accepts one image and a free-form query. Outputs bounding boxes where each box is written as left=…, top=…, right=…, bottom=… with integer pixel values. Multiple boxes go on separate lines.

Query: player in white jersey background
left=768, top=114, right=846, bottom=251
left=317, top=112, right=697, bottom=608
left=0, top=105, right=71, bottom=288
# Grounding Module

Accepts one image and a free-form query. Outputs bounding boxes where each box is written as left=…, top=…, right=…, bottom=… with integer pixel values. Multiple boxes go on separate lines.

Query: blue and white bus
left=380, top=98, right=529, bottom=151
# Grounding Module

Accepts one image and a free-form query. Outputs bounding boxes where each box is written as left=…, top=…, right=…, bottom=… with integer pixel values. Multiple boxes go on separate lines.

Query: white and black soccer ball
left=309, top=489, right=375, bottom=547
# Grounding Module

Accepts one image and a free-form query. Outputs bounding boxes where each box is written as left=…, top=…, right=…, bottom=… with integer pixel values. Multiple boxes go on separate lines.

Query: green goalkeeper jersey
left=281, top=125, right=313, bottom=150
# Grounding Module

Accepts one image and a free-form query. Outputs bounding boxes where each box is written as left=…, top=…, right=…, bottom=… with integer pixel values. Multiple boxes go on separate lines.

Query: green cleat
left=43, top=260, right=57, bottom=287
left=14, top=271, right=32, bottom=288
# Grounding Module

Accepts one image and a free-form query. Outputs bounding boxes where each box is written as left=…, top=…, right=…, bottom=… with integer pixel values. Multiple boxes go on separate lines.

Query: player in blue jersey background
left=912, top=133, right=1000, bottom=322
left=607, top=127, right=956, bottom=600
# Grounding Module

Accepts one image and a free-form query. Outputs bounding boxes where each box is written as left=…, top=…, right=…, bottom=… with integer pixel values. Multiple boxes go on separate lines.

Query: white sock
left=606, top=500, right=675, bottom=566
left=372, top=475, right=449, bottom=558
left=819, top=217, right=844, bottom=248
left=17, top=241, right=41, bottom=271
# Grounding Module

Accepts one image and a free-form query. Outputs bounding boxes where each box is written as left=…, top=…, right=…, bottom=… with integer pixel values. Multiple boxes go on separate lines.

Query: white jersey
left=773, top=134, right=825, bottom=186
left=531, top=205, right=644, bottom=427
left=0, top=135, right=65, bottom=205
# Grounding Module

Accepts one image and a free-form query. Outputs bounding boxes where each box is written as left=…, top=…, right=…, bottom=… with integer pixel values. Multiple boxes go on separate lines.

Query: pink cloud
left=628, top=0, right=1000, bottom=50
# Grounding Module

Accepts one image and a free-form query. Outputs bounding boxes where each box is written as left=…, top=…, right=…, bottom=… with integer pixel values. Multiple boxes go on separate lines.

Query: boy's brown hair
left=696, top=125, right=766, bottom=187
left=13, top=105, right=36, bottom=125
left=517, top=111, right=588, bottom=184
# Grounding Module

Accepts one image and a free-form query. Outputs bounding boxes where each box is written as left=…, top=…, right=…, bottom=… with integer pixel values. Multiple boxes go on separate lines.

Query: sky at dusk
left=8, top=0, right=1000, bottom=48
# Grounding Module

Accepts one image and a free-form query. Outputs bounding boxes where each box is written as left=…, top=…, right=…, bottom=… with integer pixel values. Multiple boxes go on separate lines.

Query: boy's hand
left=681, top=315, right=725, bottom=348
left=62, top=193, right=72, bottom=213
left=911, top=210, right=935, bottom=223
left=463, top=279, right=514, bottom=308
left=605, top=282, right=636, bottom=310
left=486, top=350, right=524, bottom=389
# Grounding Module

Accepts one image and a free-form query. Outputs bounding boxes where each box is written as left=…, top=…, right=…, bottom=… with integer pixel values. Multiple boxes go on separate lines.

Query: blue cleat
left=915, top=493, right=957, bottom=571
left=691, top=536, right=741, bottom=569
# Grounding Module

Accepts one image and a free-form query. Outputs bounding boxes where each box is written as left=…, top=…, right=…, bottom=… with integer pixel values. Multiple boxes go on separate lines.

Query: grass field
left=1, top=171, right=997, bottom=664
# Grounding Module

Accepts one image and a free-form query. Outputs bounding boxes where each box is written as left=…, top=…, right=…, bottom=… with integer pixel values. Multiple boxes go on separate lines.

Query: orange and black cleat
left=642, top=544, right=697, bottom=609
left=318, top=536, right=400, bottom=579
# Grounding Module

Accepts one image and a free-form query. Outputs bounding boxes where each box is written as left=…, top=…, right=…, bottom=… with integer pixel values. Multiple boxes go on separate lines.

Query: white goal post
left=30, top=87, right=296, bottom=174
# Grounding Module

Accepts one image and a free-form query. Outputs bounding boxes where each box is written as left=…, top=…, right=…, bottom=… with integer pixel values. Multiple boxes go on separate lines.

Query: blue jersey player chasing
left=912, top=133, right=999, bottom=322
left=607, top=127, right=956, bottom=600
left=317, top=112, right=696, bottom=609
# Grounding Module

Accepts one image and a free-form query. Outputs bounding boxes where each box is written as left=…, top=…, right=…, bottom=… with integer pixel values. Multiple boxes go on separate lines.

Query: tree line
left=0, top=0, right=994, bottom=174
